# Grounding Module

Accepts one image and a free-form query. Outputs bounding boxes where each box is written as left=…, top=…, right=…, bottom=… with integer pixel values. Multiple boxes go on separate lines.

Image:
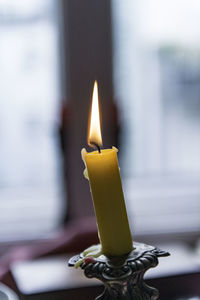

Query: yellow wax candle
left=82, top=81, right=133, bottom=257
left=82, top=147, right=133, bottom=256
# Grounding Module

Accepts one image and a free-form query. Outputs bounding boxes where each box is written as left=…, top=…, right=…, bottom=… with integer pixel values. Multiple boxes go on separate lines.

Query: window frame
left=61, top=0, right=116, bottom=221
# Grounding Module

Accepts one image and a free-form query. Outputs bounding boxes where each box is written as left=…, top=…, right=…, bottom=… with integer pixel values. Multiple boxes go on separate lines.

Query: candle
left=82, top=81, right=133, bottom=257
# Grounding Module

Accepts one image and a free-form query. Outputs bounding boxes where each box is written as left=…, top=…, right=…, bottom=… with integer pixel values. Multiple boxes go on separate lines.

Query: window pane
left=112, top=0, right=200, bottom=235
left=0, top=0, right=63, bottom=240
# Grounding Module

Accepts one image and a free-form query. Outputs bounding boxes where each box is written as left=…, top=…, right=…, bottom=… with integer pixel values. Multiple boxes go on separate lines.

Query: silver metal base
left=68, top=242, right=170, bottom=300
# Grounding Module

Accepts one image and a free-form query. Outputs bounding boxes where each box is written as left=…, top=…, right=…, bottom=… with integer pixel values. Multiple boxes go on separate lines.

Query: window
left=0, top=0, right=63, bottom=240
left=112, top=0, right=200, bottom=236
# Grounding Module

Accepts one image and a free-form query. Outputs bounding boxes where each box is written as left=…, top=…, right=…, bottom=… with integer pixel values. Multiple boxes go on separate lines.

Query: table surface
left=10, top=242, right=200, bottom=299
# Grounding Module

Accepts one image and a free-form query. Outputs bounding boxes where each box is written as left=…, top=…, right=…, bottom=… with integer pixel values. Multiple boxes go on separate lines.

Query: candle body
left=82, top=147, right=133, bottom=257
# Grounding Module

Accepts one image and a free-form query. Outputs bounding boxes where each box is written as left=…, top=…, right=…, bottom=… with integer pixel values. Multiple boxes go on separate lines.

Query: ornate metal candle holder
left=68, top=242, right=170, bottom=300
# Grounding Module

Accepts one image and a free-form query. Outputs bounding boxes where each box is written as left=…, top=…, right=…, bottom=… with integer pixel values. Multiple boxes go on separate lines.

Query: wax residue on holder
left=74, top=244, right=102, bottom=268
left=83, top=168, right=89, bottom=180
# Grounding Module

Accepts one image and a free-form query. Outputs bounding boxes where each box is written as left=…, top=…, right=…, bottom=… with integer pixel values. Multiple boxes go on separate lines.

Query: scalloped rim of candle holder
left=69, top=242, right=169, bottom=268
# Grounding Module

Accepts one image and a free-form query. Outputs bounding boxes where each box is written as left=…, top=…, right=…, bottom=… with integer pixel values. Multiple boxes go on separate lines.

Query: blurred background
left=0, top=0, right=199, bottom=299
left=0, top=0, right=63, bottom=240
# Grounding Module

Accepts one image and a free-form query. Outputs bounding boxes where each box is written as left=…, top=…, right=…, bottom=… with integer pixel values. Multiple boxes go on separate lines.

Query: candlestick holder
left=68, top=242, right=170, bottom=300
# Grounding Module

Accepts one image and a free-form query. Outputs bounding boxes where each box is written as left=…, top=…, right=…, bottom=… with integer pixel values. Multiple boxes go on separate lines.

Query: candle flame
left=88, top=81, right=102, bottom=148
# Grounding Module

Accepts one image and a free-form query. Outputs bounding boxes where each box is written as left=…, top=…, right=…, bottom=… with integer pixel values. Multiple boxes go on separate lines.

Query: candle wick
left=91, top=142, right=101, bottom=153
